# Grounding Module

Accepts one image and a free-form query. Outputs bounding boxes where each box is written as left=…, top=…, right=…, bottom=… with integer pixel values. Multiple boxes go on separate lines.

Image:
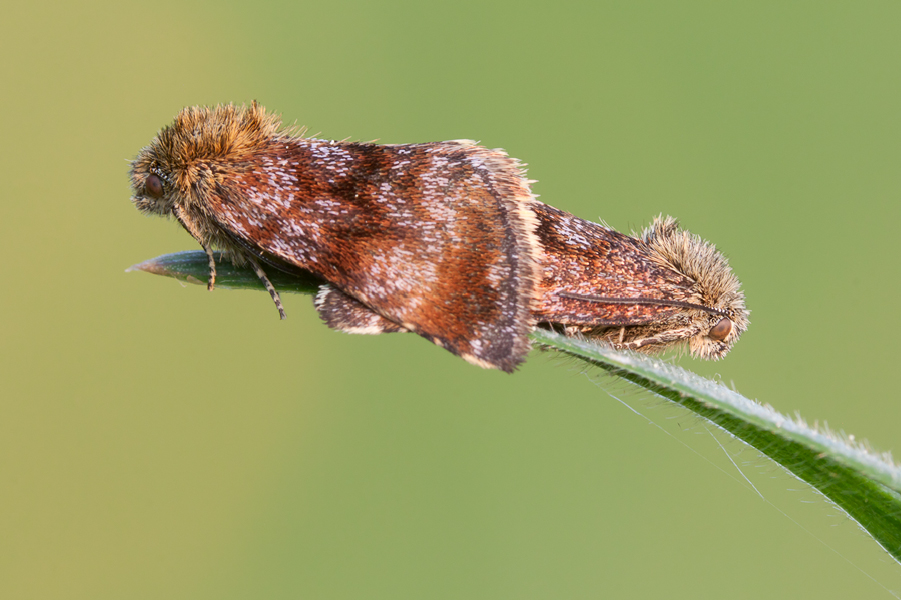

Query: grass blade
left=130, top=250, right=901, bottom=563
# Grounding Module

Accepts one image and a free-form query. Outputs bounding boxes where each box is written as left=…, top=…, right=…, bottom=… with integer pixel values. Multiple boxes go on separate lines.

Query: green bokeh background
left=2, top=1, right=900, bottom=597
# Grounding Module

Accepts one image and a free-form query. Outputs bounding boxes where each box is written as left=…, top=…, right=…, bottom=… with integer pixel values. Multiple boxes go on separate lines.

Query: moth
left=130, top=103, right=748, bottom=372
left=531, top=203, right=748, bottom=361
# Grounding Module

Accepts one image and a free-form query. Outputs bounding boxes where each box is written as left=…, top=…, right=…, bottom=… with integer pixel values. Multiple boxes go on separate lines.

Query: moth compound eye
left=708, top=317, right=732, bottom=342
left=145, top=174, right=163, bottom=198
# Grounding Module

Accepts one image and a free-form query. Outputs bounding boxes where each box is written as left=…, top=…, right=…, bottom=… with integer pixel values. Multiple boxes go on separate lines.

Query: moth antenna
left=557, top=292, right=728, bottom=317
left=247, top=255, right=287, bottom=320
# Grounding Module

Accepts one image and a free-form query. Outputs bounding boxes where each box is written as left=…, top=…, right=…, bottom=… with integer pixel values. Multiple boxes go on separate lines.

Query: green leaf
left=128, top=251, right=322, bottom=294
left=129, top=250, right=901, bottom=563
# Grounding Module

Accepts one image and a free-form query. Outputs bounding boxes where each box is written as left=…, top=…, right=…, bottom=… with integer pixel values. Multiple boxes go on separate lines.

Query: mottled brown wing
left=313, top=284, right=408, bottom=334
left=531, top=203, right=699, bottom=326
left=206, top=138, right=541, bottom=372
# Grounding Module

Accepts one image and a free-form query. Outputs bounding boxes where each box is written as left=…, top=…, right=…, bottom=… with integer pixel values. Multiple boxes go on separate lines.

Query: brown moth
left=130, top=103, right=748, bottom=371
left=531, top=203, right=748, bottom=360
left=131, top=102, right=542, bottom=372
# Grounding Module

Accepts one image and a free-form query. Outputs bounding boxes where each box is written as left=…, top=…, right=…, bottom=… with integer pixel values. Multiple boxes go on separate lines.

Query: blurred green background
left=2, top=1, right=900, bottom=597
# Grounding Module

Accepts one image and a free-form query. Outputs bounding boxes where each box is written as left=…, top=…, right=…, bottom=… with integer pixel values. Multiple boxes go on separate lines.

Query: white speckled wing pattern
left=207, top=138, right=541, bottom=371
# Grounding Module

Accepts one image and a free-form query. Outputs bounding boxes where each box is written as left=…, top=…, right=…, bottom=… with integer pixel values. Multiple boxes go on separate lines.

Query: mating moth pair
left=130, top=103, right=748, bottom=372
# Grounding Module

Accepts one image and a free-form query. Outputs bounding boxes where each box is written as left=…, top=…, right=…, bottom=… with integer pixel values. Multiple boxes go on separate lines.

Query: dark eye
left=708, top=317, right=733, bottom=342
left=145, top=174, right=163, bottom=198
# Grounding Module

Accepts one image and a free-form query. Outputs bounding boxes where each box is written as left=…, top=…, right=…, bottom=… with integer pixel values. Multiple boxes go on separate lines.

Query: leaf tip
left=126, top=258, right=167, bottom=275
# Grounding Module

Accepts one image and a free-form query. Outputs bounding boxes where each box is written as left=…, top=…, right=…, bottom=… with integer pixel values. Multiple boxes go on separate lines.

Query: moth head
left=129, top=159, right=176, bottom=216
left=129, top=102, right=283, bottom=217
left=640, top=216, right=749, bottom=359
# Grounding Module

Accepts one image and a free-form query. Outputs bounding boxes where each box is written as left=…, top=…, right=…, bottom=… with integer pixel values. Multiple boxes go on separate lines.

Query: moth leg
left=173, top=204, right=216, bottom=290
left=203, top=245, right=217, bottom=291
left=246, top=255, right=287, bottom=320
left=314, top=284, right=408, bottom=334
left=621, top=325, right=701, bottom=352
